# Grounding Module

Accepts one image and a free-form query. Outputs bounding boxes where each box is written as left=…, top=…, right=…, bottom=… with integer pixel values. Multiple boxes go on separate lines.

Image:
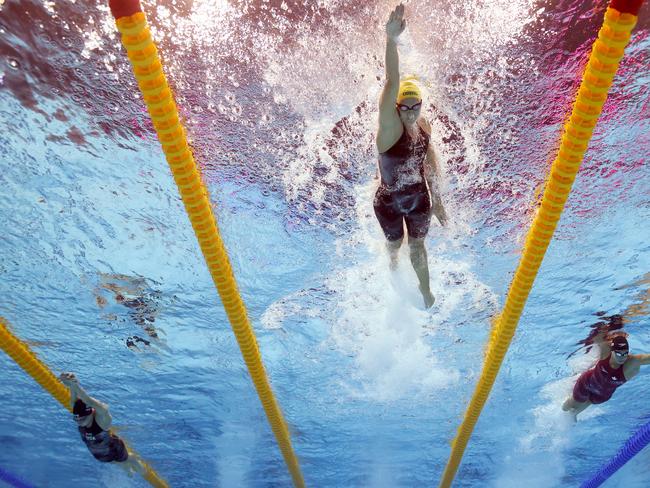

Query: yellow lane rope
left=0, top=316, right=168, bottom=487
left=438, top=5, right=640, bottom=487
left=110, top=10, right=306, bottom=488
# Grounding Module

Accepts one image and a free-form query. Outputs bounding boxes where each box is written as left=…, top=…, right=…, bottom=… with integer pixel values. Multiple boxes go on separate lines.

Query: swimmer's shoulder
left=417, top=117, right=431, bottom=136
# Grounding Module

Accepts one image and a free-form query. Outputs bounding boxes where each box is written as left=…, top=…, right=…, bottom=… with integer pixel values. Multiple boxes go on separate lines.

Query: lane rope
left=438, top=1, right=644, bottom=486
left=0, top=465, right=36, bottom=488
left=107, top=1, right=306, bottom=486
left=580, top=417, right=650, bottom=488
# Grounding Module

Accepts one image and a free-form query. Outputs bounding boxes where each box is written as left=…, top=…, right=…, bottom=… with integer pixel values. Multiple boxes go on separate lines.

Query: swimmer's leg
left=119, top=450, right=147, bottom=477
left=562, top=396, right=592, bottom=420
left=408, top=237, right=434, bottom=308
left=386, top=237, right=403, bottom=271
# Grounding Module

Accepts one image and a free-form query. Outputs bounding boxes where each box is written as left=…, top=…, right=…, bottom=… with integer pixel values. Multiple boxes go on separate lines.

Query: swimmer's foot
left=419, top=286, right=435, bottom=309
left=561, top=402, right=578, bottom=423
left=389, top=257, right=398, bottom=271
left=566, top=410, right=578, bottom=424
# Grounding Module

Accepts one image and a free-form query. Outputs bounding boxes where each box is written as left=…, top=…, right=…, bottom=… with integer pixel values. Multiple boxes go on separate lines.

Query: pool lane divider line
left=107, top=1, right=307, bottom=487
left=437, top=1, right=644, bottom=486
left=580, top=417, right=650, bottom=487
left=0, top=465, right=36, bottom=488
left=0, top=317, right=168, bottom=488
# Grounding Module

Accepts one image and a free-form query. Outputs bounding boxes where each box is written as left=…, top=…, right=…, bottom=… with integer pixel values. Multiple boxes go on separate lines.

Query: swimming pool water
left=1, top=0, right=649, bottom=486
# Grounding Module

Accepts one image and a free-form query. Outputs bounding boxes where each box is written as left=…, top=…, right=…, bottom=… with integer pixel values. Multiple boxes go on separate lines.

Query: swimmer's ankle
left=419, top=285, right=435, bottom=308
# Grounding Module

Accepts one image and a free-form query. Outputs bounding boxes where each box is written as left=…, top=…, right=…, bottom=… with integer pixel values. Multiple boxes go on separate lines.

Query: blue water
left=1, top=0, right=649, bottom=487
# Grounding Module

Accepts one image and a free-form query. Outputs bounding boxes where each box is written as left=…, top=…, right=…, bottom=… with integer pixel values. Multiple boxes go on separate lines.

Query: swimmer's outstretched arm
left=377, top=4, right=405, bottom=145
left=60, top=372, right=112, bottom=429
left=634, top=354, right=650, bottom=364
left=627, top=353, right=650, bottom=366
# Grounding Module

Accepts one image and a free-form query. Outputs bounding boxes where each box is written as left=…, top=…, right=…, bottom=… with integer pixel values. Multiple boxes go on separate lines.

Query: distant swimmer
left=93, top=273, right=162, bottom=348
left=375, top=3, right=447, bottom=308
left=562, top=334, right=650, bottom=419
left=59, top=372, right=147, bottom=475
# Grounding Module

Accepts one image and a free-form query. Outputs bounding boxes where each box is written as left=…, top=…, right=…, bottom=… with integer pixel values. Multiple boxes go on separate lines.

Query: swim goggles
left=396, top=101, right=422, bottom=112
left=74, top=407, right=95, bottom=420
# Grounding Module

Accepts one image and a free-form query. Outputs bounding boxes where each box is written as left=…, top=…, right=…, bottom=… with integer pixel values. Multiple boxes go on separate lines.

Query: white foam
left=493, top=379, right=573, bottom=487
left=326, top=179, right=496, bottom=401
left=493, top=347, right=606, bottom=486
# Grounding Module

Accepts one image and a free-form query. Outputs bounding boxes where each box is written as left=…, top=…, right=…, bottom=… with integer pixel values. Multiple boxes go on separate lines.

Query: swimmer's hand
left=430, top=192, right=448, bottom=226
left=386, top=4, right=406, bottom=40
left=59, top=372, right=79, bottom=389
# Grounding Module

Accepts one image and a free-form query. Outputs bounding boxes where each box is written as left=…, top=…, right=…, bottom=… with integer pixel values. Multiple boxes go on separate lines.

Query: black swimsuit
left=79, top=417, right=128, bottom=463
left=374, top=126, right=432, bottom=241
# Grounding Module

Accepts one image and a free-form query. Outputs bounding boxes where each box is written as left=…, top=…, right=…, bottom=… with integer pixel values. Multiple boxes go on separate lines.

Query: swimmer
left=562, top=335, right=650, bottom=419
left=59, top=372, right=147, bottom=476
left=126, top=335, right=151, bottom=351
left=375, top=3, right=447, bottom=308
left=94, top=273, right=161, bottom=345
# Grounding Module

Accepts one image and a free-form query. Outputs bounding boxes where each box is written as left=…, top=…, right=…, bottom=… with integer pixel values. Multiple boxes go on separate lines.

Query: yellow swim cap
left=396, top=76, right=422, bottom=103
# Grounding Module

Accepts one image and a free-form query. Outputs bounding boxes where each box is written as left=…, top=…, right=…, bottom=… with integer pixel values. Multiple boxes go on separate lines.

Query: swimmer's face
left=74, top=412, right=94, bottom=428
left=613, top=349, right=628, bottom=365
left=397, top=97, right=422, bottom=126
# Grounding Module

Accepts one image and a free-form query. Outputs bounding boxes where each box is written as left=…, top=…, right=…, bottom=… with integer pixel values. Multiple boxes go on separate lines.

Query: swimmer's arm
left=377, top=11, right=404, bottom=141
left=425, top=140, right=442, bottom=180
left=421, top=123, right=448, bottom=226
left=598, top=342, right=611, bottom=360
left=425, top=147, right=447, bottom=224
left=72, top=383, right=113, bottom=430
left=632, top=354, right=650, bottom=365
left=593, top=331, right=612, bottom=359
left=418, top=118, right=441, bottom=180
left=624, top=355, right=650, bottom=380
left=378, top=40, right=401, bottom=128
